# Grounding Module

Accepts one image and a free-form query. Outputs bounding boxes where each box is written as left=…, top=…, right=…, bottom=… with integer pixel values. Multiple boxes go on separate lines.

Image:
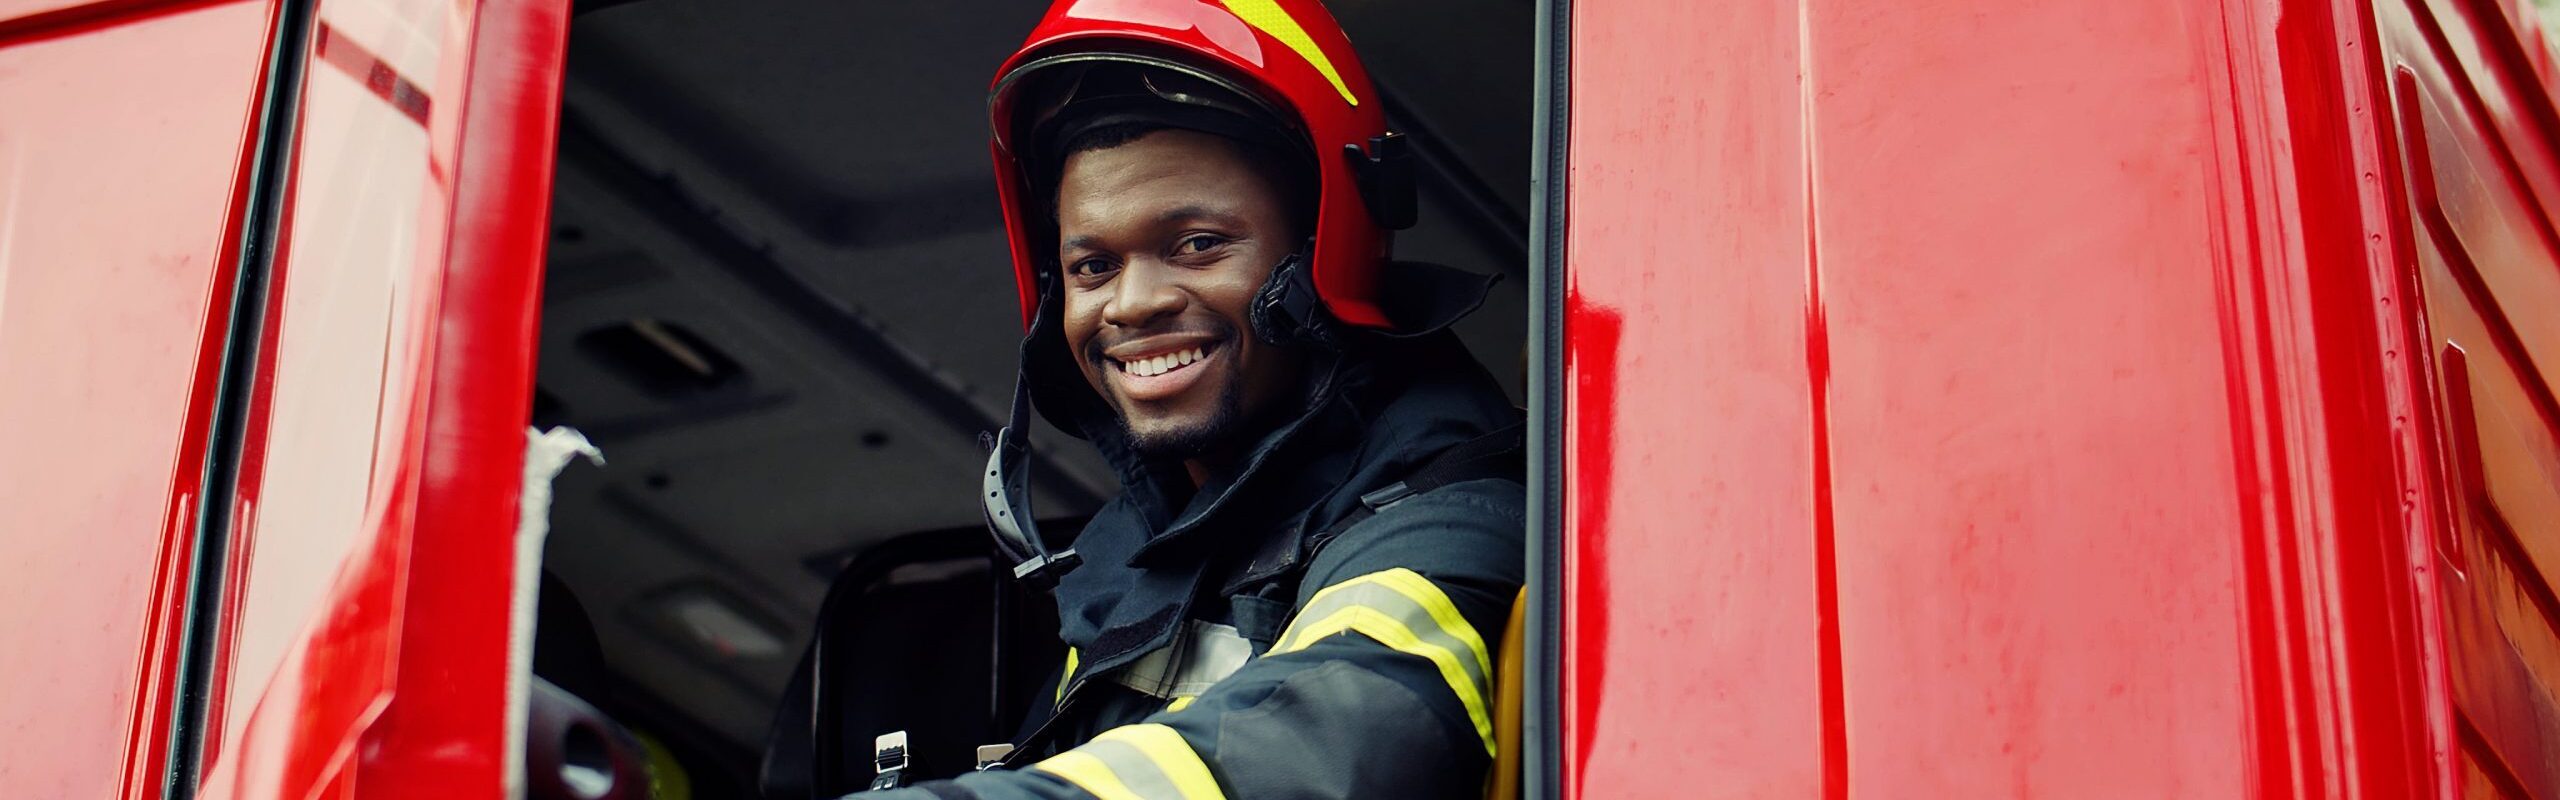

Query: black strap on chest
left=1333, top=420, right=1526, bottom=535
left=1220, top=421, right=1526, bottom=604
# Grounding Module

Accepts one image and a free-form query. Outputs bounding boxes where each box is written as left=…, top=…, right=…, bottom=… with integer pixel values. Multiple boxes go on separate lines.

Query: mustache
left=1081, top=316, right=1239, bottom=365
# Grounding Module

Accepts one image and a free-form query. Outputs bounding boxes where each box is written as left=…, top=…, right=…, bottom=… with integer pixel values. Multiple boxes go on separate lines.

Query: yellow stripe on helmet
left=1214, top=0, right=1360, bottom=106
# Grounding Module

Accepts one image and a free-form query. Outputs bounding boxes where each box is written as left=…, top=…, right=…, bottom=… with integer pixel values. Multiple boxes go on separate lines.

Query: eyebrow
left=1060, top=205, right=1248, bottom=253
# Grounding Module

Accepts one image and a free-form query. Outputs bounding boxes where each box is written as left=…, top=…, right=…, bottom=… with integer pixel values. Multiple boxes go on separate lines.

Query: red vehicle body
left=1, top=0, right=2555, bottom=797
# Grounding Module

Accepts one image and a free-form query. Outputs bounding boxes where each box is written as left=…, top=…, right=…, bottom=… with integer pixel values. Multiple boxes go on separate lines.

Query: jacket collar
left=1030, top=261, right=1500, bottom=552
left=1025, top=262, right=1510, bottom=663
left=1049, top=330, right=1518, bottom=659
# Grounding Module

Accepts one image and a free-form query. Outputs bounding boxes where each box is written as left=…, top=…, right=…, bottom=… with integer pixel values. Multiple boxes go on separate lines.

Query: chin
left=1124, top=417, right=1216, bottom=458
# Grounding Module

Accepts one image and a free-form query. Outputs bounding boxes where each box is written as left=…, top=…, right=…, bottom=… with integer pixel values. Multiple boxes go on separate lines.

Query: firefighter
left=858, top=1, right=1524, bottom=796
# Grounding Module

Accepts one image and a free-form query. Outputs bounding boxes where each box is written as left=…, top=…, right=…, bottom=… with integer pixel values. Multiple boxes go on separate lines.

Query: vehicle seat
left=761, top=525, right=1068, bottom=799
left=1486, top=588, right=1527, bottom=800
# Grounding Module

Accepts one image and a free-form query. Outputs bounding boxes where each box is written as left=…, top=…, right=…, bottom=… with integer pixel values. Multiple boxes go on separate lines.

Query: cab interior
left=526, top=1, right=1531, bottom=795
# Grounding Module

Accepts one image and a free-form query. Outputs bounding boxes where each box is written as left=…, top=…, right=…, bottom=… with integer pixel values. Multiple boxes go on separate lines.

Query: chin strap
left=1250, top=250, right=1338, bottom=349
left=982, top=283, right=1081, bottom=587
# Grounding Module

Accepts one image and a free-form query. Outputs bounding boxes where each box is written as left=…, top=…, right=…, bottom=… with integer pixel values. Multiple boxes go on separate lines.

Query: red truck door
left=191, top=0, right=569, bottom=797
left=0, top=1, right=569, bottom=797
left=1543, top=0, right=2553, bottom=797
left=0, top=3, right=275, bottom=797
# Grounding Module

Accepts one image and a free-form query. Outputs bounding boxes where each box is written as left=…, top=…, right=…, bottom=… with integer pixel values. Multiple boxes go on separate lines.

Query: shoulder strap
left=1351, top=421, right=1525, bottom=514
left=1217, top=421, right=1526, bottom=619
left=1307, top=420, right=1526, bottom=559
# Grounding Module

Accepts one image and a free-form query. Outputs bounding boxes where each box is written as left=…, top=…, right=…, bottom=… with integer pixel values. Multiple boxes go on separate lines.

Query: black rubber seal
left=164, top=1, right=316, bottom=796
left=1523, top=0, right=1570, bottom=797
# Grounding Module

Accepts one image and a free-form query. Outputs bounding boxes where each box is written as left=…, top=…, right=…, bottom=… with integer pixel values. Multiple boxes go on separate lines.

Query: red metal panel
left=196, top=0, right=567, bottom=796
left=0, top=0, right=93, bottom=20
left=1559, top=2, right=1825, bottom=797
left=349, top=0, right=568, bottom=793
left=0, top=0, right=224, bottom=34
left=2380, top=0, right=2560, bottom=791
left=1805, top=1, right=2254, bottom=794
left=198, top=2, right=449, bottom=794
left=1563, top=0, right=2451, bottom=796
left=0, top=3, right=270, bottom=797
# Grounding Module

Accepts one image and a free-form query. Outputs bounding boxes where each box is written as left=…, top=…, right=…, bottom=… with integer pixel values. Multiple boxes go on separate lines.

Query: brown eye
left=1067, top=258, right=1116, bottom=278
left=1175, top=234, right=1226, bottom=255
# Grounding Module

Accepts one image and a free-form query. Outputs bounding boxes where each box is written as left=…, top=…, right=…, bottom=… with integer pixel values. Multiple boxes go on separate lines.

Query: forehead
left=1054, top=130, right=1284, bottom=234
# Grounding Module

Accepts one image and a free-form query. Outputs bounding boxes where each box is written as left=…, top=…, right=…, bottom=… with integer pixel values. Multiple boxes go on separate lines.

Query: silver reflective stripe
left=1109, top=620, right=1256, bottom=700
left=1081, top=737, right=1187, bottom=797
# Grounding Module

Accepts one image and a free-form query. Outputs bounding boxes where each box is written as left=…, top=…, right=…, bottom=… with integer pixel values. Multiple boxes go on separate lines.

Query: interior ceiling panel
left=536, top=0, right=1529, bottom=753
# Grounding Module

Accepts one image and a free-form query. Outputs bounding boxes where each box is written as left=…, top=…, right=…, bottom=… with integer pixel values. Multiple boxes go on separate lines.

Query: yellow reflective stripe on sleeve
left=1057, top=647, right=1080, bottom=705
left=1282, top=568, right=1494, bottom=679
left=1031, top=723, right=1227, bottom=800
left=1166, top=695, right=1197, bottom=713
left=1097, top=724, right=1225, bottom=797
left=1365, top=569, right=1494, bottom=676
left=1271, top=568, right=1496, bottom=755
left=1213, top=0, right=1359, bottom=106
left=1035, top=751, right=1142, bottom=800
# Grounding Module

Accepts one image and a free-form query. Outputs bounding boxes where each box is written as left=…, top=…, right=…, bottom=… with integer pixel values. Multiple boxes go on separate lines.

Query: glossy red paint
left=194, top=0, right=568, bottom=796
left=2378, top=0, right=2560, bottom=789
left=0, top=2, right=271, bottom=797
left=0, top=0, right=228, bottom=38
left=352, top=0, right=568, bottom=793
left=1559, top=2, right=1824, bottom=796
left=1554, top=0, right=2537, bottom=796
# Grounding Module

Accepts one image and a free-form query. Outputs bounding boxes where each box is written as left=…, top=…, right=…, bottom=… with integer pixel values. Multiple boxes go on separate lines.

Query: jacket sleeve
left=854, top=478, right=1525, bottom=800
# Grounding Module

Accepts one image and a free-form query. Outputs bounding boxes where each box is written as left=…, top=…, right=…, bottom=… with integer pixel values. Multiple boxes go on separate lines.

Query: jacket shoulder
left=1301, top=477, right=1526, bottom=597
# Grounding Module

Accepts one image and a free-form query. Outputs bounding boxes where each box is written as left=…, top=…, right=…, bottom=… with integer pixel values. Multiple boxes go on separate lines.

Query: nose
left=1102, top=258, right=1185, bottom=329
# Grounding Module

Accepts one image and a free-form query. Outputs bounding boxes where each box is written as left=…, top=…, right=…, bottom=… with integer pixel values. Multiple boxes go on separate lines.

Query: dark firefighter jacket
left=865, top=265, right=1524, bottom=800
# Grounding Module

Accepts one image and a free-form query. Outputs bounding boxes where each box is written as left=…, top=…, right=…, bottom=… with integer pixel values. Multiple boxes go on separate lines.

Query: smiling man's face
left=1054, top=128, right=1306, bottom=467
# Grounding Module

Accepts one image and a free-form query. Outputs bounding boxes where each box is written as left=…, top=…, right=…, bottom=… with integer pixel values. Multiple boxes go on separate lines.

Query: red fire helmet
left=988, top=0, right=1404, bottom=330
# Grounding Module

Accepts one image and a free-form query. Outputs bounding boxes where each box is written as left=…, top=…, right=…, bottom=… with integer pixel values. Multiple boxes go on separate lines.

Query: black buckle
left=1250, top=253, right=1335, bottom=347
left=1346, top=132, right=1416, bottom=230
left=1358, top=481, right=1417, bottom=511
left=867, top=731, right=912, bottom=790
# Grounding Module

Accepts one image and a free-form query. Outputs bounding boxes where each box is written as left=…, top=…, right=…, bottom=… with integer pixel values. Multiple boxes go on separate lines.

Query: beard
left=1117, top=368, right=1249, bottom=460
left=1080, top=315, right=1258, bottom=461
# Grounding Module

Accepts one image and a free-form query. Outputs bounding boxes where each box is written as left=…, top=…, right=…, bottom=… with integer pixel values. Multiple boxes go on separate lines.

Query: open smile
left=1107, top=342, right=1223, bottom=402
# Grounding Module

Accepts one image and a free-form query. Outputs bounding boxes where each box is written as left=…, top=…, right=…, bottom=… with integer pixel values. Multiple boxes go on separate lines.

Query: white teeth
left=1120, top=347, right=1208, bottom=378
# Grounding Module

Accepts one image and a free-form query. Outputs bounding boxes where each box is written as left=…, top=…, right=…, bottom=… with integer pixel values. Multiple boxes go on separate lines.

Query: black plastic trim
left=1523, top=0, right=1569, bottom=797
left=164, top=0, right=316, bottom=796
left=1371, top=83, right=1531, bottom=273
